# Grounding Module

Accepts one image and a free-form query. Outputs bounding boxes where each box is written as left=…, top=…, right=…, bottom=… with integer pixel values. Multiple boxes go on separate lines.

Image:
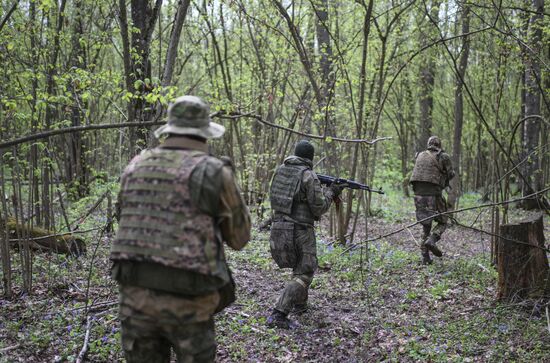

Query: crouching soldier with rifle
left=266, top=140, right=346, bottom=329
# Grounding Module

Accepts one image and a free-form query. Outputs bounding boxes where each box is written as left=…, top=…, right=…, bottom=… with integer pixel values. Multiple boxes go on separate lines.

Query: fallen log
left=497, top=214, right=549, bottom=301
left=4, top=218, right=86, bottom=256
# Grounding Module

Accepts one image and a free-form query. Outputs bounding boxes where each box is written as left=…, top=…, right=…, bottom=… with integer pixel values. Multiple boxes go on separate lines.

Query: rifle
left=317, top=174, right=384, bottom=194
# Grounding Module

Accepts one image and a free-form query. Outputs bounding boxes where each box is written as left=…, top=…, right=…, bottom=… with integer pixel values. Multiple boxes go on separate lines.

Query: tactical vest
left=270, top=163, right=308, bottom=214
left=111, top=148, right=230, bottom=290
left=410, top=150, right=445, bottom=187
left=270, top=162, right=316, bottom=225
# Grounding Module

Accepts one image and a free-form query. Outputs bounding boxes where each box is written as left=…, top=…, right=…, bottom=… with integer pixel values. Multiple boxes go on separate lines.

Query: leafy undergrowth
left=1, top=192, right=549, bottom=362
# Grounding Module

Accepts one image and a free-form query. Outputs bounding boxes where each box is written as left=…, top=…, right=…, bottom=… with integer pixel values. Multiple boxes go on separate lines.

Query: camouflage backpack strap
left=424, top=150, right=444, bottom=174
left=189, top=156, right=225, bottom=217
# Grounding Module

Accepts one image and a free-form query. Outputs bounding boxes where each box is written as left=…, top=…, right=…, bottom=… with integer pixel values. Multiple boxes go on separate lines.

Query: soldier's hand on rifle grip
left=329, top=182, right=348, bottom=197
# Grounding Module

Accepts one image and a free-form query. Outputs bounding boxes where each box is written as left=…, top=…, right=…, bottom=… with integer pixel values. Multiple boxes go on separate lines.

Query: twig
left=344, top=187, right=550, bottom=253
left=452, top=218, right=549, bottom=252
left=0, top=2, right=18, bottom=34
left=70, top=190, right=111, bottom=230
left=72, top=300, right=118, bottom=312
left=0, top=109, right=392, bottom=151
left=83, top=225, right=109, bottom=315
left=0, top=344, right=20, bottom=353
left=546, top=306, right=550, bottom=335
left=477, top=263, right=490, bottom=273
left=313, top=156, right=327, bottom=168
left=213, top=111, right=392, bottom=145
left=0, top=121, right=165, bottom=150
left=76, top=316, right=92, bottom=363
left=405, top=227, right=420, bottom=247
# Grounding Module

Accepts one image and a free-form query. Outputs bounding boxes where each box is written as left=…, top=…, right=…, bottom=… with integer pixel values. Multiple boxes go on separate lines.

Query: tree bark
left=67, top=0, right=90, bottom=198
left=120, top=0, right=163, bottom=154
left=343, top=0, right=374, bottom=237
left=521, top=0, right=544, bottom=209
left=448, top=6, right=470, bottom=208
left=161, top=0, right=191, bottom=87
left=415, top=1, right=440, bottom=154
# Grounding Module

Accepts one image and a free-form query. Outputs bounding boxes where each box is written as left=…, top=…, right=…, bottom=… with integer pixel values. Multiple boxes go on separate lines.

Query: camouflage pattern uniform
left=111, top=96, right=251, bottom=363
left=410, top=136, right=454, bottom=264
left=269, top=154, right=335, bottom=319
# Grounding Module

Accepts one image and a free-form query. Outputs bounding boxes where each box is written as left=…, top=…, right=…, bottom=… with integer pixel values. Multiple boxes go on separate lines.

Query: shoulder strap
left=425, top=150, right=444, bottom=174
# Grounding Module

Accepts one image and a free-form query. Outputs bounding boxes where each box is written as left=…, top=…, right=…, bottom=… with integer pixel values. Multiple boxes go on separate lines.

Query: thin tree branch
left=0, top=109, right=393, bottom=150
left=75, top=316, right=92, bottom=363
left=346, top=187, right=550, bottom=252
left=213, top=111, right=392, bottom=145
left=0, top=1, right=18, bottom=34
left=0, top=121, right=165, bottom=150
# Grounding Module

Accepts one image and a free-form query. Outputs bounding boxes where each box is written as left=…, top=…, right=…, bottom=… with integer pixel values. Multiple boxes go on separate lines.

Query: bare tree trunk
left=42, top=0, right=68, bottom=229
left=119, top=0, right=163, bottom=154
left=521, top=0, right=544, bottom=209
left=67, top=0, right=90, bottom=198
left=118, top=0, right=134, bottom=153
left=448, top=6, right=470, bottom=208
left=29, top=1, right=41, bottom=226
left=416, top=1, right=440, bottom=154
left=272, top=0, right=322, bottom=107
left=161, top=0, right=191, bottom=87
left=343, top=0, right=374, bottom=239
left=0, top=149, right=12, bottom=297
left=313, top=0, right=338, bottom=171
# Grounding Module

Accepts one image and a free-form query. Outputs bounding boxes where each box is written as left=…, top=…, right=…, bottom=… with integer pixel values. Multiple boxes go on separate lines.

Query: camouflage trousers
left=275, top=226, right=317, bottom=314
left=118, top=285, right=218, bottom=363
left=413, top=194, right=448, bottom=253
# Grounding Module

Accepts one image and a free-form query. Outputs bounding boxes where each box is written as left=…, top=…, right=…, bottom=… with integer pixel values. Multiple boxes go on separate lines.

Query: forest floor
left=0, top=189, right=549, bottom=362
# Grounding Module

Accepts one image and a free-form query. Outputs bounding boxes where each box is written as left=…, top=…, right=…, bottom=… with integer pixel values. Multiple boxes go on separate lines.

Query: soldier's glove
left=220, top=156, right=235, bottom=172
left=329, top=182, right=348, bottom=197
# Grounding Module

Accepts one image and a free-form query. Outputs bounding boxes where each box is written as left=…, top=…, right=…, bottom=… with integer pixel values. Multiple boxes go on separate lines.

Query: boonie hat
left=154, top=95, right=225, bottom=139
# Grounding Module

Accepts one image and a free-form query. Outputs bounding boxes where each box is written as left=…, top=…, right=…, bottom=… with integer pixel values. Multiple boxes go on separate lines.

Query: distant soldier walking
left=111, top=95, right=251, bottom=362
left=410, top=136, right=455, bottom=265
left=267, top=140, right=345, bottom=328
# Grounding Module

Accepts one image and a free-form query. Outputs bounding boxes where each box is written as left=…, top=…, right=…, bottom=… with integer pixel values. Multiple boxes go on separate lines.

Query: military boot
left=291, top=303, right=308, bottom=315
left=266, top=309, right=291, bottom=329
left=425, top=235, right=442, bottom=257
left=421, top=250, right=432, bottom=265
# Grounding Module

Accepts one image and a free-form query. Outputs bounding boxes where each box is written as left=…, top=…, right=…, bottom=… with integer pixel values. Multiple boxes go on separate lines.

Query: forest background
left=0, top=0, right=549, bottom=362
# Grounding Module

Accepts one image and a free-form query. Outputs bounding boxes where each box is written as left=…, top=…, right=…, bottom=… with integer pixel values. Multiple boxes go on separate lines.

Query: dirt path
left=0, top=209, right=548, bottom=362
left=214, top=214, right=550, bottom=362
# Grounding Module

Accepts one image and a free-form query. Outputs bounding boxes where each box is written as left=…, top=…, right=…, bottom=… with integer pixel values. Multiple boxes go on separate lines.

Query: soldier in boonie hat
left=112, top=94, right=251, bottom=362
left=154, top=95, right=225, bottom=139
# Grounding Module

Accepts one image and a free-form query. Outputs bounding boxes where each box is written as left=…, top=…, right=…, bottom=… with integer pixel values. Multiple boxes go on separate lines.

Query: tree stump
left=497, top=214, right=548, bottom=301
